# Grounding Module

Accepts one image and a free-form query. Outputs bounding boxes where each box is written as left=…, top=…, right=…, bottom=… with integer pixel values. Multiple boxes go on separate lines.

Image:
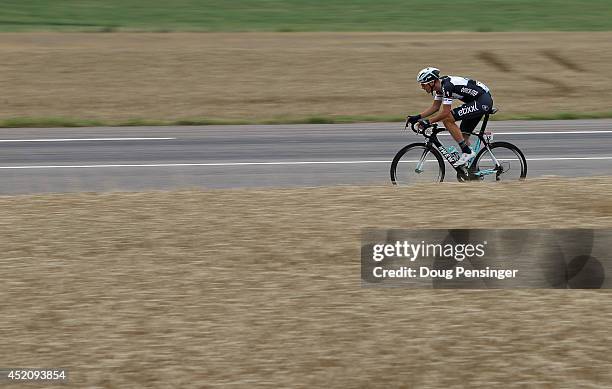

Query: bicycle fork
left=415, top=148, right=429, bottom=173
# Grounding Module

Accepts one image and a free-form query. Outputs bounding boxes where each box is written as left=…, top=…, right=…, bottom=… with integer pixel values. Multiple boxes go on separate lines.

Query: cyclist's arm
left=428, top=80, right=454, bottom=124
left=419, top=99, right=442, bottom=118
left=428, top=103, right=453, bottom=124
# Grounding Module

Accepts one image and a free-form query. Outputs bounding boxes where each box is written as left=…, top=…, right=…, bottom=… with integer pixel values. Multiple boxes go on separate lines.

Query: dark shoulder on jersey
left=440, top=76, right=453, bottom=97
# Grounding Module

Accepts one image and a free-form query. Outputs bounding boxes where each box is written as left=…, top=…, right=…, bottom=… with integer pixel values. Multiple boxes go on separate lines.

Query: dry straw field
left=2, top=178, right=612, bottom=387
left=0, top=32, right=610, bottom=123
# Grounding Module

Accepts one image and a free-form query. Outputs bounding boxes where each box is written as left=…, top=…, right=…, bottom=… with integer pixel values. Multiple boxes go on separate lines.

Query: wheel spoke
left=391, top=145, right=444, bottom=185
left=473, top=142, right=527, bottom=182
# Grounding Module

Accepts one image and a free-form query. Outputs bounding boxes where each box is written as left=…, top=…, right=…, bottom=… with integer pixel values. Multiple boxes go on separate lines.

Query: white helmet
left=417, top=67, right=441, bottom=84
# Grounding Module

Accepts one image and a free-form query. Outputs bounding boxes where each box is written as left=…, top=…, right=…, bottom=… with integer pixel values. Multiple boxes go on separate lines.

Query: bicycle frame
left=408, top=112, right=500, bottom=178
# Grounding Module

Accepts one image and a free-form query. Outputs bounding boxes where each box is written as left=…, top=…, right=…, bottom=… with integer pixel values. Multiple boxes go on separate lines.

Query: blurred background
left=1, top=0, right=611, bottom=126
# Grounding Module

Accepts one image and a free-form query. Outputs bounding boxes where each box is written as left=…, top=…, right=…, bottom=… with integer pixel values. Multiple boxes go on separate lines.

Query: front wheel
left=471, top=141, right=527, bottom=182
left=390, top=143, right=445, bottom=185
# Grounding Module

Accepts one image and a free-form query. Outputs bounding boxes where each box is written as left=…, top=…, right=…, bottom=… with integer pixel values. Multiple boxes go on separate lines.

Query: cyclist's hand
left=406, top=114, right=421, bottom=124
left=417, top=118, right=431, bottom=131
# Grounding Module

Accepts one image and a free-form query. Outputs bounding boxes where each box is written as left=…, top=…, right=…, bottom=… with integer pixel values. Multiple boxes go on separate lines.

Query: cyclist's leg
left=463, top=133, right=471, bottom=146
left=441, top=116, right=463, bottom=143
left=460, top=116, right=483, bottom=146
left=448, top=98, right=487, bottom=166
left=442, top=115, right=474, bottom=166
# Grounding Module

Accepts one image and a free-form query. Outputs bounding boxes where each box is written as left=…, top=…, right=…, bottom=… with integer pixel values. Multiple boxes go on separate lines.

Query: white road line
left=0, top=137, right=175, bottom=142
left=440, top=130, right=612, bottom=135
left=0, top=130, right=610, bottom=143
left=527, top=156, right=612, bottom=161
left=2, top=156, right=612, bottom=169
left=0, top=161, right=389, bottom=169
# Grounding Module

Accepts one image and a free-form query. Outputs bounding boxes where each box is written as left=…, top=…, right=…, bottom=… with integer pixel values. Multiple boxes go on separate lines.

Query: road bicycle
left=390, top=108, right=527, bottom=184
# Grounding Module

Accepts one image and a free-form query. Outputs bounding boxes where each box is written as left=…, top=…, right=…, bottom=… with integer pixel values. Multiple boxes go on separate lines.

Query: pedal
left=456, top=166, right=469, bottom=182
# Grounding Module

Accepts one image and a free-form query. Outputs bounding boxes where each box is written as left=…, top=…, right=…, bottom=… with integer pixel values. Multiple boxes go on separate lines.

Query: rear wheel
left=390, top=143, right=445, bottom=185
left=471, top=141, right=527, bottom=182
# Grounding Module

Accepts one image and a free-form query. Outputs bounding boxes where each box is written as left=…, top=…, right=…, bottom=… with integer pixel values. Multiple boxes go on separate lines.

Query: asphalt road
left=1, top=119, right=611, bottom=194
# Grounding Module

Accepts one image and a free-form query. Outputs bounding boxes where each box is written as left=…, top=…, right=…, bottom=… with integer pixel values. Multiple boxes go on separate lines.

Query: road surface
left=0, top=119, right=611, bottom=194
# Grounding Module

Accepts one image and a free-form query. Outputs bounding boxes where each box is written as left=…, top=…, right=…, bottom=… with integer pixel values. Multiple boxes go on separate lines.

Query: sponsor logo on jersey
left=457, top=104, right=478, bottom=116
left=460, top=87, right=478, bottom=96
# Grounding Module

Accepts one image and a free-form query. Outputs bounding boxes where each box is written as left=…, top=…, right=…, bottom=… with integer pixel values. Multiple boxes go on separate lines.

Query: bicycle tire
left=390, top=143, right=445, bottom=185
left=471, top=141, right=527, bottom=181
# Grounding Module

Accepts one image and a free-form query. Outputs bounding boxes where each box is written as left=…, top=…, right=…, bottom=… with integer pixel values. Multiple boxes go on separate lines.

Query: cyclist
left=407, top=67, right=494, bottom=166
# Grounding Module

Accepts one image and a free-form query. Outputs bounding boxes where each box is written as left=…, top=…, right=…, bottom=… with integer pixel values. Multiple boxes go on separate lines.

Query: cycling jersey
left=434, top=75, right=491, bottom=105
left=432, top=75, right=494, bottom=133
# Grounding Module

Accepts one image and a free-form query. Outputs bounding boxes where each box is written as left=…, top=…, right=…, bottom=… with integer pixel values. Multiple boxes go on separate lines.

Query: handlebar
left=405, top=119, right=439, bottom=137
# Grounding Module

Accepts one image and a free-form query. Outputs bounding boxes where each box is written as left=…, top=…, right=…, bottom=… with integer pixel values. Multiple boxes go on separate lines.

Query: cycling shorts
left=451, top=93, right=493, bottom=134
